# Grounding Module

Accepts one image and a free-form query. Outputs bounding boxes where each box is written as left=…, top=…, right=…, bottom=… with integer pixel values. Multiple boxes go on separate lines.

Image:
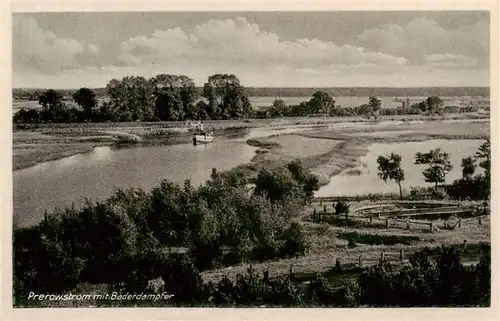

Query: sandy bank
left=244, top=120, right=490, bottom=187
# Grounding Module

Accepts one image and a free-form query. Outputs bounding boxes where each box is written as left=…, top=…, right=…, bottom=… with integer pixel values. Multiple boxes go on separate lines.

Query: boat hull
left=193, top=134, right=214, bottom=145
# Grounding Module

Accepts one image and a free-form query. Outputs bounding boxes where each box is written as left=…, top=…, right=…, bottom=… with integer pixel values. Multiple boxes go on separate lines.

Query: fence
left=310, top=208, right=487, bottom=232
left=253, top=241, right=474, bottom=283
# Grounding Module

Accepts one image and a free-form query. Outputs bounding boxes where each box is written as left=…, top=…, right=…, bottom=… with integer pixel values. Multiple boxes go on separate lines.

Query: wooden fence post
left=463, top=240, right=468, bottom=252
left=336, top=258, right=341, bottom=271
left=444, top=220, right=448, bottom=228
left=380, top=252, right=385, bottom=262
left=478, top=217, right=482, bottom=225
left=458, top=219, right=462, bottom=228
left=263, top=270, right=269, bottom=282
left=430, top=222, right=434, bottom=232
left=313, top=208, right=317, bottom=223
left=358, top=255, right=363, bottom=268
left=400, top=249, right=405, bottom=261
left=386, top=219, right=390, bottom=228
left=289, top=265, right=294, bottom=279
left=406, top=220, right=410, bottom=230
left=369, top=216, right=373, bottom=226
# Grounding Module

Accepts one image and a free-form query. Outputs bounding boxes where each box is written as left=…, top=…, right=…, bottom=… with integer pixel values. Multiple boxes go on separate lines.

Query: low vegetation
left=15, top=244, right=491, bottom=307
left=13, top=160, right=318, bottom=304
left=337, top=232, right=420, bottom=246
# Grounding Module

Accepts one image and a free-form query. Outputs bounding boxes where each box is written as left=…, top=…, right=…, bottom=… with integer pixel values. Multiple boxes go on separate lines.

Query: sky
left=12, top=11, right=490, bottom=89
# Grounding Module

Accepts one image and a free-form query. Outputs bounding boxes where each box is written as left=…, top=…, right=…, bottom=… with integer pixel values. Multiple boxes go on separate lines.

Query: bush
left=337, top=232, right=420, bottom=246
left=446, top=175, right=490, bottom=200
left=335, top=201, right=350, bottom=215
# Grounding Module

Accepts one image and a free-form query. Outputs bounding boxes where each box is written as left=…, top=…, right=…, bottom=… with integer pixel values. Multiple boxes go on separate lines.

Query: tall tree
left=202, top=74, right=252, bottom=119
left=425, top=96, right=444, bottom=114
left=38, top=89, right=62, bottom=110
left=73, top=87, right=97, bottom=120
left=150, top=74, right=198, bottom=121
left=38, top=89, right=70, bottom=122
left=308, top=91, right=336, bottom=115
left=376, top=153, right=406, bottom=200
left=368, top=96, right=382, bottom=118
left=474, top=138, right=491, bottom=179
left=415, top=148, right=453, bottom=188
left=106, top=76, right=154, bottom=121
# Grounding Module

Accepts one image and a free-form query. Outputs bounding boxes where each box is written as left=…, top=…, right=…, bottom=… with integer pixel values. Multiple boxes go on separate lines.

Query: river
left=14, top=126, right=322, bottom=227
left=13, top=120, right=487, bottom=227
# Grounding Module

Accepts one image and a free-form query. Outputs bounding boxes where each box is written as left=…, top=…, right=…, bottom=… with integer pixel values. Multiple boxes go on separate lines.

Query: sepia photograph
left=5, top=4, right=497, bottom=315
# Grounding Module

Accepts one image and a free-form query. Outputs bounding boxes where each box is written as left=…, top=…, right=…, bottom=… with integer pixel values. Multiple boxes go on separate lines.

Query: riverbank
left=244, top=119, right=490, bottom=186
left=12, top=114, right=488, bottom=171
left=13, top=126, right=248, bottom=171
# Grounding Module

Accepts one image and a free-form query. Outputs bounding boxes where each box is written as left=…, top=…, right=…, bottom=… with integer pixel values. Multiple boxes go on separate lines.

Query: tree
left=368, top=96, right=382, bottom=118
left=269, top=99, right=288, bottom=117
left=415, top=148, right=453, bottom=188
left=475, top=138, right=490, bottom=180
left=38, top=89, right=71, bottom=122
left=150, top=74, right=198, bottom=121
left=106, top=76, right=154, bottom=121
left=377, top=153, right=406, bottom=200
left=73, top=87, right=97, bottom=120
left=461, top=156, right=476, bottom=179
left=354, top=104, right=372, bottom=118
left=38, top=89, right=62, bottom=110
left=253, top=168, right=303, bottom=204
left=285, top=160, right=320, bottom=203
left=308, top=91, right=336, bottom=115
left=202, top=74, right=252, bottom=119
left=425, top=96, right=444, bottom=114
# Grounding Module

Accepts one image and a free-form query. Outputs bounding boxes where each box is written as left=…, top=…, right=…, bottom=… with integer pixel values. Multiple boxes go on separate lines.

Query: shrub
left=335, top=201, right=350, bottom=215
left=337, top=232, right=420, bottom=246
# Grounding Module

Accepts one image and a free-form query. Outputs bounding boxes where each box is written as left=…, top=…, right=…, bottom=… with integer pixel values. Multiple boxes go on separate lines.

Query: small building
left=255, top=106, right=272, bottom=119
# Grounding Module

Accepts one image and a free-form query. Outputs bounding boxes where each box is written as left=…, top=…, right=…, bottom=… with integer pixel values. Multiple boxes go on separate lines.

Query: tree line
left=264, top=95, right=449, bottom=119
left=376, top=139, right=491, bottom=200
left=14, top=74, right=252, bottom=124
left=13, top=86, right=489, bottom=101
left=14, top=72, right=474, bottom=125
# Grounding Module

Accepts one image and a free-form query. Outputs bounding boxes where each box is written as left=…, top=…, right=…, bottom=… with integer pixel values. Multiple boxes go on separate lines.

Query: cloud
left=13, top=62, right=489, bottom=89
left=423, top=54, right=478, bottom=69
left=357, top=17, right=489, bottom=67
left=118, top=17, right=408, bottom=70
left=87, top=44, right=100, bottom=54
left=13, top=16, right=99, bottom=74
left=12, top=15, right=489, bottom=88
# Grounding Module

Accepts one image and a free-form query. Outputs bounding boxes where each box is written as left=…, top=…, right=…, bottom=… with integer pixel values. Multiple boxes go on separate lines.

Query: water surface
left=316, top=139, right=485, bottom=197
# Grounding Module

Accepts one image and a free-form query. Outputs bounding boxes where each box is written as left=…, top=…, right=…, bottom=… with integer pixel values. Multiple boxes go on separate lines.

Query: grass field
left=201, top=198, right=490, bottom=283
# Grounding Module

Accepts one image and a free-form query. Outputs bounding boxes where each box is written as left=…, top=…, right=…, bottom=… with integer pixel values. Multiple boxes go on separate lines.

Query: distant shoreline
left=13, top=86, right=490, bottom=100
